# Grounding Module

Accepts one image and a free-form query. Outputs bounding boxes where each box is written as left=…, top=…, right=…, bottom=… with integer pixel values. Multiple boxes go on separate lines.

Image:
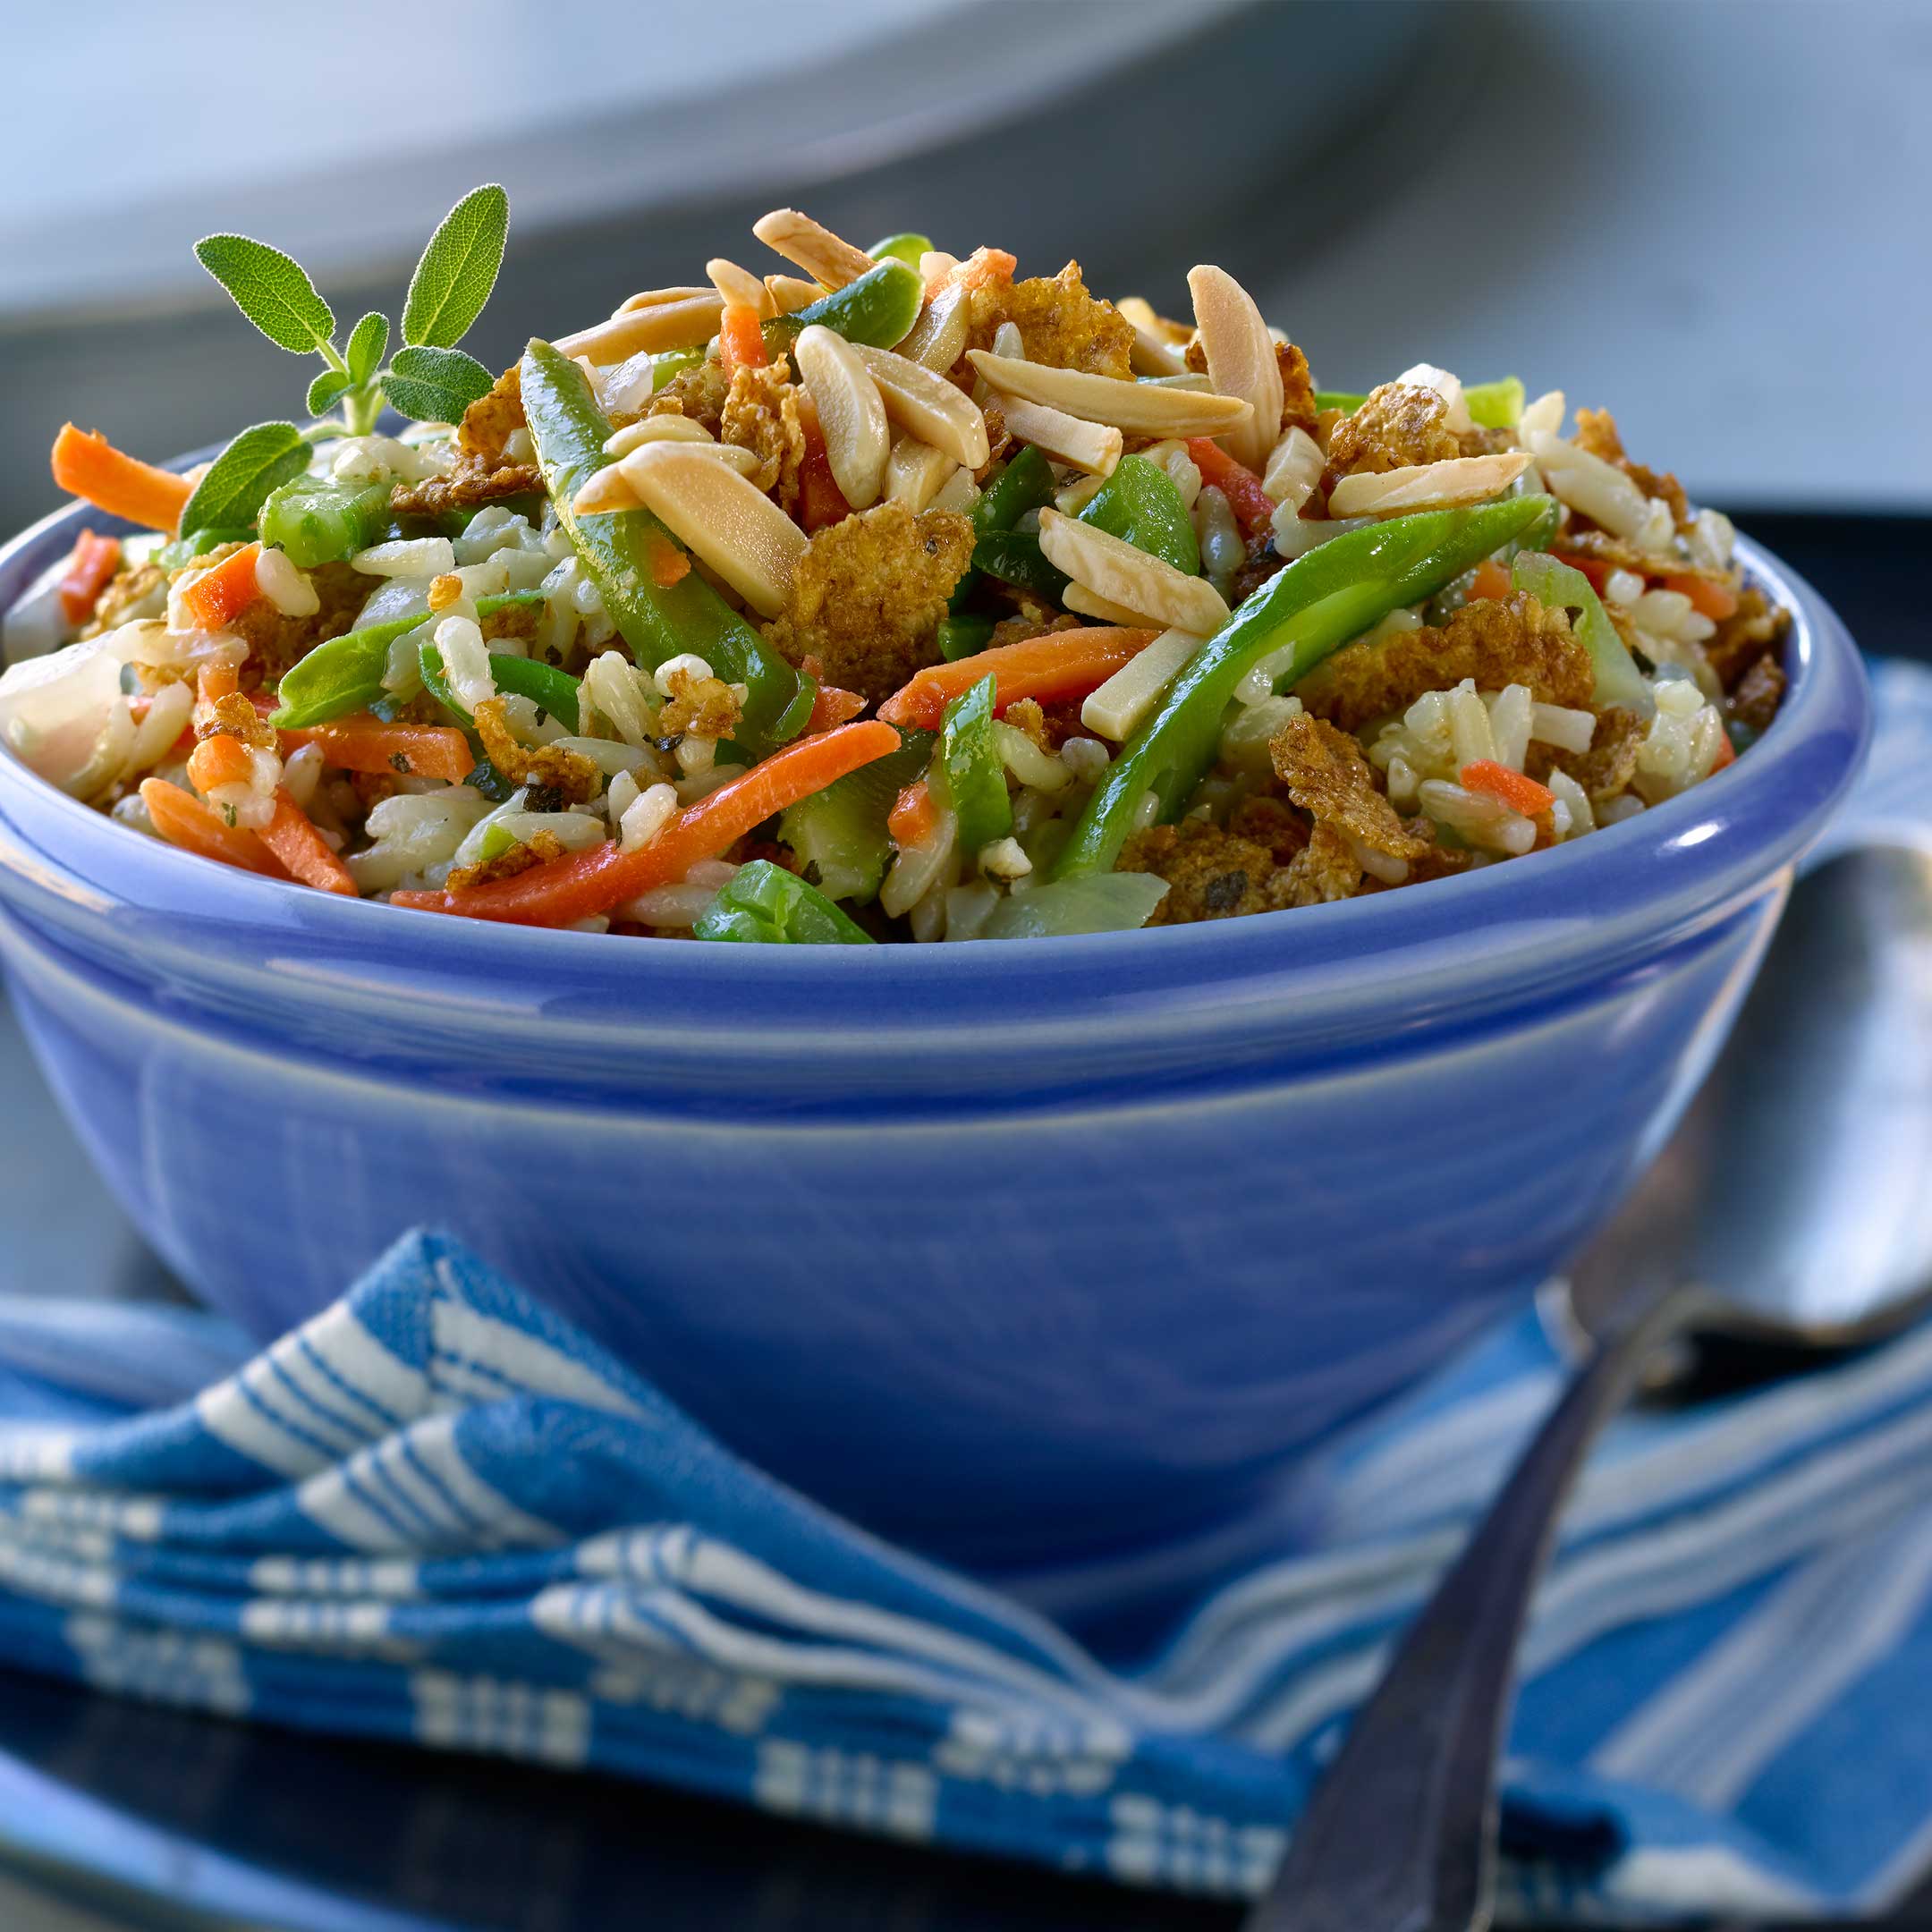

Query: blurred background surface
left=2, top=0, right=1928, bottom=550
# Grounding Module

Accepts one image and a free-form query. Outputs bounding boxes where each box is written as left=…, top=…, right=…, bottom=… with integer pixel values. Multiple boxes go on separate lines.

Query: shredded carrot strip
left=276, top=716, right=475, bottom=784
left=1461, top=760, right=1556, bottom=817
left=1711, top=731, right=1738, bottom=772
left=1663, top=572, right=1740, bottom=623
left=1185, top=438, right=1275, bottom=538
left=794, top=394, right=852, bottom=534
left=1550, top=550, right=1616, bottom=594
left=878, top=626, right=1157, bottom=732
left=50, top=425, right=193, bottom=534
left=185, top=734, right=255, bottom=794
left=648, top=535, right=691, bottom=588
left=179, top=542, right=262, bottom=633
left=138, top=778, right=284, bottom=877
left=1467, top=558, right=1513, bottom=603
left=197, top=662, right=241, bottom=703
left=719, top=304, right=768, bottom=377
left=953, top=246, right=1016, bottom=292
left=393, top=720, right=902, bottom=926
left=888, top=778, right=936, bottom=847
left=808, top=684, right=866, bottom=732
left=258, top=789, right=357, bottom=894
left=57, top=530, right=123, bottom=625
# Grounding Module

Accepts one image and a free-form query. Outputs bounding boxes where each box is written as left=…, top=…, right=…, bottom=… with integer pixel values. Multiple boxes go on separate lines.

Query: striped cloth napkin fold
left=1, top=1229, right=1930, bottom=1924
left=2, top=659, right=1928, bottom=1923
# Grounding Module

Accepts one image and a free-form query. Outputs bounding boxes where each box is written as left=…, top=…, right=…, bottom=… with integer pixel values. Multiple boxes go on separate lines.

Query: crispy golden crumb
left=1324, top=383, right=1461, bottom=487
left=640, top=360, right=731, bottom=438
left=722, top=359, right=807, bottom=508
left=658, top=667, right=744, bottom=741
left=391, top=460, right=542, bottom=519
left=1281, top=820, right=1366, bottom=904
left=1276, top=341, right=1318, bottom=438
left=458, top=364, right=524, bottom=465
left=762, top=502, right=975, bottom=701
left=190, top=557, right=367, bottom=691
left=1706, top=585, right=1792, bottom=689
left=1729, top=652, right=1786, bottom=735
left=1295, top=592, right=1592, bottom=733
left=1573, top=406, right=1691, bottom=530
left=1269, top=714, right=1429, bottom=859
left=1528, top=704, right=1648, bottom=808
left=471, top=698, right=604, bottom=804
left=964, top=262, right=1134, bottom=377
left=80, top=562, right=165, bottom=639
left=199, top=691, right=276, bottom=750
left=1227, top=794, right=1309, bottom=866
left=1120, top=819, right=1287, bottom=922
left=446, top=828, right=566, bottom=892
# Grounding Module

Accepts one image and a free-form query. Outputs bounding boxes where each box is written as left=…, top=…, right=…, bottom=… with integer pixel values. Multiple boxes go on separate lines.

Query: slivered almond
left=1262, top=425, right=1325, bottom=512
left=612, top=443, right=808, bottom=617
left=886, top=435, right=957, bottom=513
left=1063, top=583, right=1150, bottom=627
left=707, top=258, right=775, bottom=318
left=897, top=282, right=970, bottom=374
left=572, top=440, right=763, bottom=514
left=766, top=275, right=825, bottom=315
left=919, top=250, right=962, bottom=292
left=1038, top=510, right=1230, bottom=636
left=555, top=294, right=724, bottom=365
left=966, top=350, right=1251, bottom=438
left=752, top=208, right=875, bottom=291
left=1327, top=451, right=1534, bottom=518
left=847, top=343, right=989, bottom=469
left=794, top=324, right=889, bottom=509
left=1114, top=295, right=1187, bottom=377
left=1186, top=265, right=1281, bottom=471
left=1080, top=627, right=1202, bottom=741
left=604, top=416, right=716, bottom=459
left=1116, top=295, right=1193, bottom=347
left=997, top=396, right=1122, bottom=476
left=929, top=466, right=981, bottom=516
left=615, top=285, right=716, bottom=316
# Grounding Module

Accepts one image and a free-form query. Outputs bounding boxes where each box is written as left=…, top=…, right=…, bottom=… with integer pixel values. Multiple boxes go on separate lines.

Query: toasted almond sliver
left=1080, top=627, right=1202, bottom=741
left=614, top=443, right=809, bottom=618
left=752, top=208, right=876, bottom=292
left=615, top=285, right=716, bottom=316
left=604, top=416, right=716, bottom=459
left=897, top=282, right=971, bottom=375
left=577, top=436, right=766, bottom=512
left=1116, top=295, right=1193, bottom=348
left=1186, top=265, right=1282, bottom=471
left=847, top=343, right=989, bottom=470
left=886, top=435, right=958, bottom=513
left=794, top=325, right=889, bottom=509
left=997, top=397, right=1123, bottom=477
left=1262, top=425, right=1325, bottom=513
left=1327, top=451, right=1534, bottom=519
left=1063, top=583, right=1149, bottom=628
left=766, top=275, right=825, bottom=316
left=707, top=258, right=775, bottom=318
left=929, top=466, right=981, bottom=516
left=1114, top=295, right=1188, bottom=377
left=572, top=462, right=642, bottom=515
left=966, top=350, right=1250, bottom=438
left=555, top=294, right=724, bottom=365
left=1038, top=509, right=1230, bottom=636
left=919, top=250, right=962, bottom=290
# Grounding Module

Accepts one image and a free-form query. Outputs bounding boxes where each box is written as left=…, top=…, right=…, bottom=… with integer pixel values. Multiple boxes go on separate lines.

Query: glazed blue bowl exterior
left=0, top=495, right=1869, bottom=1579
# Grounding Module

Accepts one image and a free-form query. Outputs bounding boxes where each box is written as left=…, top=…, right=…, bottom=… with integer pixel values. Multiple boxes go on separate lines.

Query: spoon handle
left=1243, top=1274, right=1686, bottom=1932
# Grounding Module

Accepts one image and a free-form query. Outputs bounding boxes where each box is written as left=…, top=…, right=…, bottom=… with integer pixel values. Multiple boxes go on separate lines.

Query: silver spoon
left=1246, top=843, right=1932, bottom=1932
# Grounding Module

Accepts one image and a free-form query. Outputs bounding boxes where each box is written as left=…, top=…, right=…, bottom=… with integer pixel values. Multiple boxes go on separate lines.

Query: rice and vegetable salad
left=0, top=188, right=1789, bottom=943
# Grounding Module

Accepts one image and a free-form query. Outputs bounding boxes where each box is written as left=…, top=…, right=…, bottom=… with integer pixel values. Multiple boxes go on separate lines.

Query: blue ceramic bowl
left=0, top=493, right=1869, bottom=1580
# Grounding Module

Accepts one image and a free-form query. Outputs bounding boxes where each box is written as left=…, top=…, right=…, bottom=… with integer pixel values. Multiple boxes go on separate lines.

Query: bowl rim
left=0, top=474, right=1872, bottom=1021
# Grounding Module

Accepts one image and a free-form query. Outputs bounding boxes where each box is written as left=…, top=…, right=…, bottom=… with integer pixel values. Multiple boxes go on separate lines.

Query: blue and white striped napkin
left=2, top=1227, right=1931, bottom=1923
left=2, top=659, right=1928, bottom=1924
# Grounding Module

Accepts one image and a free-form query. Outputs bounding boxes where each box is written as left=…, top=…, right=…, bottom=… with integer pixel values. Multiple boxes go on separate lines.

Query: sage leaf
left=380, top=345, right=496, bottom=425
left=193, top=235, right=335, bottom=354
left=178, top=422, right=311, bottom=535
left=346, top=311, right=390, bottom=388
left=307, top=369, right=352, bottom=417
left=402, top=184, right=509, bottom=349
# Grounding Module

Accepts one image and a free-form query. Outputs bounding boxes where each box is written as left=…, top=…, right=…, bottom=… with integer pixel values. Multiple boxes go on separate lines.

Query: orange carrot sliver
left=277, top=716, right=475, bottom=784
left=1467, top=558, right=1512, bottom=603
left=888, top=778, right=936, bottom=847
left=58, top=530, right=123, bottom=625
left=1461, top=760, right=1556, bottom=817
left=1185, top=437, right=1274, bottom=538
left=258, top=789, right=357, bottom=894
left=50, top=425, right=194, bottom=535
left=1711, top=730, right=1738, bottom=772
left=1663, top=572, right=1739, bottom=622
left=394, top=720, right=902, bottom=927
left=877, top=626, right=1157, bottom=732
left=808, top=684, right=866, bottom=732
left=1550, top=550, right=1615, bottom=594
left=648, top=535, right=691, bottom=588
left=186, top=734, right=255, bottom=794
left=139, top=779, right=284, bottom=877
left=794, top=394, right=852, bottom=534
left=180, top=542, right=262, bottom=633
left=719, top=304, right=768, bottom=377
left=953, top=246, right=1016, bottom=292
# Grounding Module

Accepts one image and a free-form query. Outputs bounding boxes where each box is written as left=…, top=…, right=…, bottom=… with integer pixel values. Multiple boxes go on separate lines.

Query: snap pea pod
left=417, top=641, right=583, bottom=733
left=938, top=673, right=1013, bottom=853
left=269, top=590, right=545, bottom=729
left=693, top=860, right=876, bottom=945
left=1512, top=550, right=1651, bottom=713
left=1055, top=494, right=1561, bottom=879
left=1077, top=454, right=1199, bottom=575
left=865, top=232, right=934, bottom=271
left=937, top=614, right=997, bottom=662
left=777, top=727, right=932, bottom=902
left=521, top=339, right=804, bottom=755
left=156, top=525, right=256, bottom=571
left=412, top=644, right=514, bottom=802
left=948, top=445, right=1057, bottom=614
left=259, top=477, right=395, bottom=568
left=1312, top=377, right=1524, bottom=429
left=763, top=260, right=924, bottom=355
